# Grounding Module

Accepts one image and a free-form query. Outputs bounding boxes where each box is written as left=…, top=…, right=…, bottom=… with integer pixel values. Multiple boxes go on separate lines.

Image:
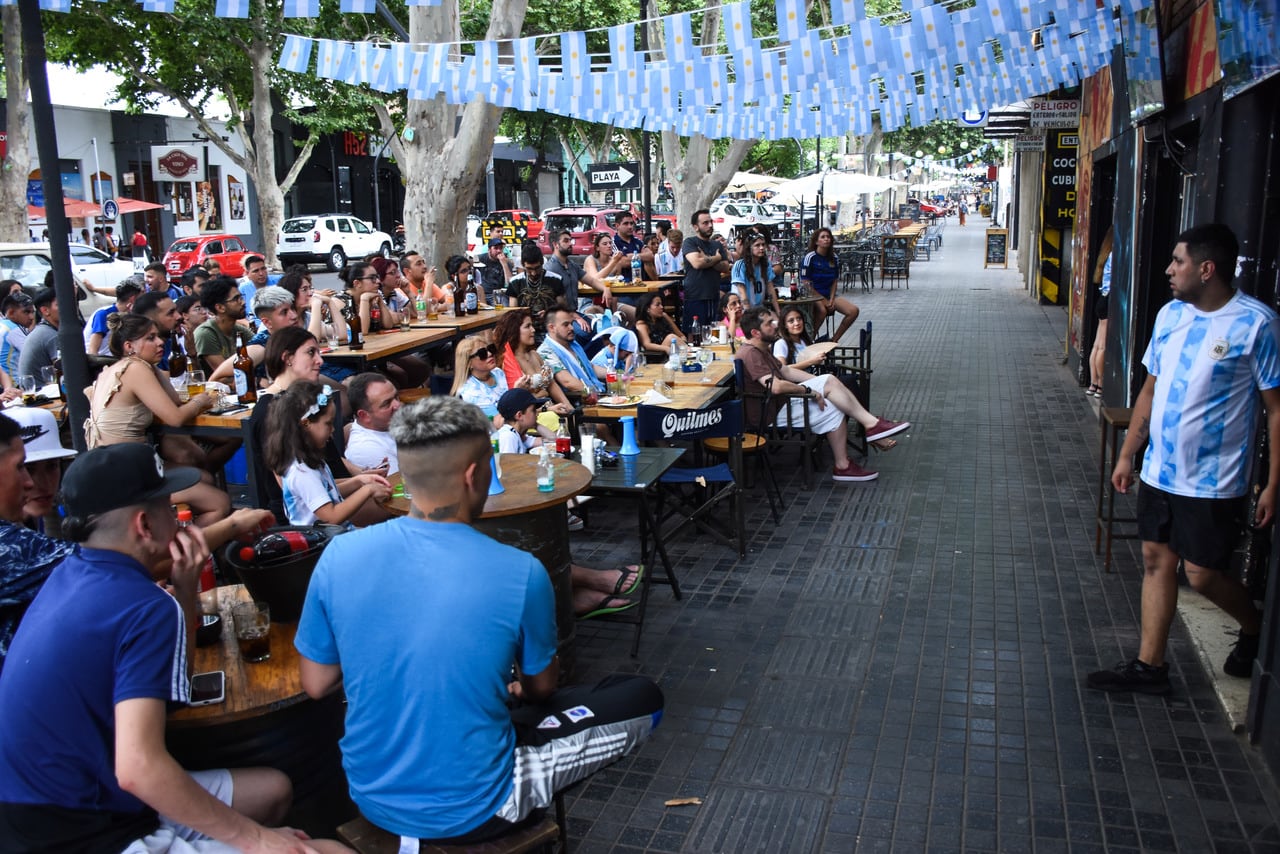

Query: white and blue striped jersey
left=1140, top=290, right=1280, bottom=499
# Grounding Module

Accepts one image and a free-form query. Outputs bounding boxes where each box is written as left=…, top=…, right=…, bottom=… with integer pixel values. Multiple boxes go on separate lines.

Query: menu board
left=882, top=236, right=911, bottom=270
left=985, top=229, right=1009, bottom=268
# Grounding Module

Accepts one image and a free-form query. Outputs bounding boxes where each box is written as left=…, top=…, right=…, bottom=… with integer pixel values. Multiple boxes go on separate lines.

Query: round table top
left=382, top=454, right=592, bottom=518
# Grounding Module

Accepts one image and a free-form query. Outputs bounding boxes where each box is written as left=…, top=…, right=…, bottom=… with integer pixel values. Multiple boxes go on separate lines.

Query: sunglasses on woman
left=470, top=346, right=495, bottom=360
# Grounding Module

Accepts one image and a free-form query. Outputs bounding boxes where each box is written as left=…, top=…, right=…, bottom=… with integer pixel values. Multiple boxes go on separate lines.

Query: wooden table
left=667, top=357, right=733, bottom=386
left=419, top=311, right=500, bottom=339
left=581, top=382, right=727, bottom=419
left=381, top=455, right=592, bottom=672
left=323, top=326, right=453, bottom=371
left=580, top=280, right=664, bottom=296
left=167, top=585, right=348, bottom=836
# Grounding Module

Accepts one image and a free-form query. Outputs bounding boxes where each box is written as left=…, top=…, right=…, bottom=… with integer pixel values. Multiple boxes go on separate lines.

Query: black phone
left=189, top=671, right=226, bottom=706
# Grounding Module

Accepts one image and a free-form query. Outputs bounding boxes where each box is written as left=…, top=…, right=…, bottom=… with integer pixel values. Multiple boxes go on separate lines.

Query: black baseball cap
left=488, top=237, right=505, bottom=248
left=60, top=444, right=201, bottom=517
left=497, top=388, right=539, bottom=421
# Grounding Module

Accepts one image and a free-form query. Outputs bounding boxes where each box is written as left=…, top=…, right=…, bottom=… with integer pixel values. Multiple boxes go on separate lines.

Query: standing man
left=239, top=255, right=269, bottom=328
left=296, top=396, right=662, bottom=846
left=85, top=280, right=142, bottom=356
left=1088, top=224, right=1280, bottom=695
left=194, top=276, right=249, bottom=374
left=17, top=288, right=59, bottom=380
left=656, top=228, right=684, bottom=276
left=0, top=444, right=345, bottom=852
left=681, top=210, right=732, bottom=333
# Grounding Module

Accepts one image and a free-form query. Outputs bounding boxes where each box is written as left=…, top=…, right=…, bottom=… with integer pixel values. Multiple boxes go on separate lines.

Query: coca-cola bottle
left=239, top=529, right=327, bottom=563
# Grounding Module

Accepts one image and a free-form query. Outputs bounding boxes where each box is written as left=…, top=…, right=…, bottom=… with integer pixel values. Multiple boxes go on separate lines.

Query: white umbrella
left=771, top=171, right=901, bottom=205
left=726, top=171, right=782, bottom=192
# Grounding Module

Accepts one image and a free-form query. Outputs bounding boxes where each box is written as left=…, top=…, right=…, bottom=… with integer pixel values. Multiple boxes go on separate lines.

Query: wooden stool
left=338, top=807, right=562, bottom=854
left=1094, top=406, right=1139, bottom=573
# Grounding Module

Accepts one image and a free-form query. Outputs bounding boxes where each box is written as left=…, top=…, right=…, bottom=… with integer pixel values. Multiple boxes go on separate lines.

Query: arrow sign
left=587, top=161, right=640, bottom=191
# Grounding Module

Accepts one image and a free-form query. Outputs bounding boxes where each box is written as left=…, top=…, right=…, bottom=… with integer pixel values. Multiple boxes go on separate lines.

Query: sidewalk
left=565, top=218, right=1280, bottom=852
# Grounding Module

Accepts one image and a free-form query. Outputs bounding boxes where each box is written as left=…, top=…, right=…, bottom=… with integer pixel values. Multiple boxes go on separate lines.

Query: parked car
left=276, top=214, right=393, bottom=271
left=484, top=209, right=543, bottom=243
left=465, top=216, right=484, bottom=261
left=0, top=242, right=126, bottom=315
left=709, top=200, right=785, bottom=242
left=162, top=234, right=254, bottom=283
left=535, top=207, right=631, bottom=256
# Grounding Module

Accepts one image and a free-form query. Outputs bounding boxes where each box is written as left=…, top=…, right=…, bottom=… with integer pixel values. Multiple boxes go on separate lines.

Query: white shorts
left=120, top=769, right=238, bottom=854
left=777, top=375, right=845, bottom=434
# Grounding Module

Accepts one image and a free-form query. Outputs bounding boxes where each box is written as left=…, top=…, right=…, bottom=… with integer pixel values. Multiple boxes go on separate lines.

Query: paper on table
left=641, top=389, right=672, bottom=405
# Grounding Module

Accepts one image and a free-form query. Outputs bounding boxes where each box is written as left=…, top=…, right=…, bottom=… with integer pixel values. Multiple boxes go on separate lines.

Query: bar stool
left=1094, top=406, right=1139, bottom=573
left=337, top=793, right=566, bottom=853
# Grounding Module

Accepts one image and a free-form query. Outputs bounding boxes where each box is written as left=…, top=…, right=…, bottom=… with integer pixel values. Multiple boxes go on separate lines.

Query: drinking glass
left=18, top=375, right=37, bottom=404
left=39, top=366, right=56, bottom=389
left=327, top=326, right=340, bottom=350
left=699, top=349, right=715, bottom=382
left=231, top=601, right=271, bottom=663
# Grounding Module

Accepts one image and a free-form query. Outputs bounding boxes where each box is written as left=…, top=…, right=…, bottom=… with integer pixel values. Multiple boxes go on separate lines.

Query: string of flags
left=270, top=0, right=1146, bottom=138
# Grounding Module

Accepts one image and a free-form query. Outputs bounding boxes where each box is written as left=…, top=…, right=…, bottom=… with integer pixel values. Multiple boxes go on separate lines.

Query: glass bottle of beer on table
left=233, top=331, right=257, bottom=404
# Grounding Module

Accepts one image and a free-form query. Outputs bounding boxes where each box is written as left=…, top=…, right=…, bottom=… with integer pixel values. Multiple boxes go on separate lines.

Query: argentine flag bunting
left=281, top=0, right=318, bottom=17
left=786, top=31, right=823, bottom=84
left=734, top=39, right=765, bottom=82
left=831, top=0, right=865, bottom=27
left=512, top=37, right=535, bottom=93
left=561, top=30, right=588, bottom=85
left=849, top=19, right=879, bottom=67
left=473, top=41, right=498, bottom=86
left=665, top=11, right=695, bottom=63
left=609, top=23, right=637, bottom=71
left=339, top=0, right=375, bottom=13
left=214, top=0, right=248, bottom=18
left=722, top=1, right=753, bottom=53
left=775, top=0, right=805, bottom=42
left=278, top=35, right=312, bottom=74
left=316, top=39, right=338, bottom=79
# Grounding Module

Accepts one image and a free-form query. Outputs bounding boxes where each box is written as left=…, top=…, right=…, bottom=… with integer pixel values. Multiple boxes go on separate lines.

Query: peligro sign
left=660, top=409, right=723, bottom=438
left=1028, top=99, right=1081, bottom=129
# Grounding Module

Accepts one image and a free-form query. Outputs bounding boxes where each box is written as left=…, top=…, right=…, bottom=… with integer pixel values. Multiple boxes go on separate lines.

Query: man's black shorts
left=1137, top=482, right=1246, bottom=571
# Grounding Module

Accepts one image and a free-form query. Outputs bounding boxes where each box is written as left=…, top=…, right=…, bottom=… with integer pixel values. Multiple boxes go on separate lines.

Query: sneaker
left=567, top=514, right=585, bottom=532
left=1224, top=631, right=1260, bottom=678
left=833, top=461, right=878, bottom=482
left=1086, top=658, right=1171, bottom=695
left=866, top=418, right=911, bottom=443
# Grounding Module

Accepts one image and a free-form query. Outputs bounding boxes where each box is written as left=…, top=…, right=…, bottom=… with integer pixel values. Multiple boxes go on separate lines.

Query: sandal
left=578, top=595, right=637, bottom=620
left=1086, top=385, right=1101, bottom=397
left=611, top=564, right=645, bottom=597
left=871, top=438, right=898, bottom=452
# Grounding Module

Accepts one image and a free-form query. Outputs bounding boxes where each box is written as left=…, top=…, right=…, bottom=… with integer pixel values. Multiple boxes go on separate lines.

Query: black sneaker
left=1224, top=631, right=1260, bottom=678
left=1086, top=658, right=1171, bottom=695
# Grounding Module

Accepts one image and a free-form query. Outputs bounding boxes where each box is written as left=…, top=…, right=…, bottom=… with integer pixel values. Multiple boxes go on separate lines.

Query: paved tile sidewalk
left=564, top=219, right=1280, bottom=853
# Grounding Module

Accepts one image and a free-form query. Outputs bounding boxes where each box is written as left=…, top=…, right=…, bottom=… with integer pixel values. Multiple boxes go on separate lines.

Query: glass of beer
left=231, top=601, right=271, bottom=662
left=426, top=299, right=439, bottom=321
left=186, top=370, right=206, bottom=398
left=18, top=375, right=37, bottom=405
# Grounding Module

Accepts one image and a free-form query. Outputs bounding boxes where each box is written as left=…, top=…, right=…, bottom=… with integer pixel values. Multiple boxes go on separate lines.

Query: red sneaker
left=866, top=418, right=910, bottom=442
left=833, top=462, right=878, bottom=482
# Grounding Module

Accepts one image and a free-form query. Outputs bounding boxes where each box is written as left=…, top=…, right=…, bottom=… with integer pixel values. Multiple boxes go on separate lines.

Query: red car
left=535, top=207, right=632, bottom=256
left=162, top=234, right=254, bottom=282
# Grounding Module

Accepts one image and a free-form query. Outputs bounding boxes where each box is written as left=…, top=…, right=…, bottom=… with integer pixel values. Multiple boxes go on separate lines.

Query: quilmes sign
left=659, top=409, right=722, bottom=438
left=151, top=144, right=205, bottom=181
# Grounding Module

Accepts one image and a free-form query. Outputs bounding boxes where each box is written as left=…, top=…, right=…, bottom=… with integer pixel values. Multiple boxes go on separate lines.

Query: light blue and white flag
left=215, top=0, right=248, bottom=18
left=609, top=23, right=638, bottom=71
left=786, top=31, right=824, bottom=84
left=278, top=34, right=313, bottom=74
left=831, top=0, right=865, bottom=27
left=282, top=0, right=318, bottom=17
left=722, top=1, right=754, bottom=53
left=665, top=11, right=696, bottom=63
left=775, top=0, right=805, bottom=42
left=339, top=0, right=375, bottom=12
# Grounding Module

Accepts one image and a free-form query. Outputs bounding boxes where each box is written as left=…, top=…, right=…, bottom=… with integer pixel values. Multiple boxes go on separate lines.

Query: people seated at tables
left=17, top=288, right=60, bottom=381
left=642, top=233, right=662, bottom=281
left=208, top=286, right=297, bottom=387
left=496, top=389, right=644, bottom=614
left=590, top=327, right=640, bottom=373
left=612, top=212, right=646, bottom=283
left=279, top=266, right=349, bottom=347
left=344, top=261, right=429, bottom=389
left=132, top=289, right=183, bottom=375
left=0, top=443, right=349, bottom=854
left=452, top=336, right=523, bottom=419
left=733, top=232, right=781, bottom=311
left=635, top=292, right=686, bottom=359
left=238, top=254, right=270, bottom=327
left=0, top=291, right=34, bottom=377
left=194, top=275, right=250, bottom=374
left=801, top=227, right=861, bottom=343
left=263, top=380, right=391, bottom=528
left=538, top=308, right=606, bottom=401
left=343, top=372, right=402, bottom=476
left=7, top=407, right=75, bottom=535
left=202, top=258, right=222, bottom=276
left=774, top=306, right=817, bottom=366
left=736, top=305, right=909, bottom=483
left=84, top=312, right=231, bottom=525
left=478, top=237, right=513, bottom=303
left=295, top=395, right=663, bottom=847
left=370, top=256, right=416, bottom=319
left=492, top=309, right=576, bottom=417
left=174, top=293, right=207, bottom=356
left=547, top=229, right=612, bottom=314
left=713, top=292, right=743, bottom=341
left=179, top=265, right=210, bottom=296
left=656, top=228, right=684, bottom=275
left=584, top=231, right=626, bottom=286
left=506, top=244, right=566, bottom=332
left=85, top=280, right=142, bottom=356
left=143, top=261, right=182, bottom=300
left=401, top=250, right=446, bottom=303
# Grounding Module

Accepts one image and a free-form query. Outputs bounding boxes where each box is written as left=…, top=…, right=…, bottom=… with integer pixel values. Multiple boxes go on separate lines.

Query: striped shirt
left=1140, top=291, right=1280, bottom=498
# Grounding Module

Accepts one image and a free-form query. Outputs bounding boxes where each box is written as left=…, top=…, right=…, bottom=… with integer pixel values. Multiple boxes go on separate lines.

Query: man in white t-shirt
left=1089, top=224, right=1280, bottom=695
left=343, top=373, right=402, bottom=475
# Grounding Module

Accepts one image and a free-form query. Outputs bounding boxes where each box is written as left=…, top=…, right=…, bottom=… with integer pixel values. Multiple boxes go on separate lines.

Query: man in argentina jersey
left=1089, top=224, right=1280, bottom=696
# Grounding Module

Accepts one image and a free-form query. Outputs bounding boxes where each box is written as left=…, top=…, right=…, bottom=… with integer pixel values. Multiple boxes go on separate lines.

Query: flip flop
left=871, top=438, right=898, bottom=452
left=611, top=564, right=645, bottom=597
left=578, top=595, right=637, bottom=620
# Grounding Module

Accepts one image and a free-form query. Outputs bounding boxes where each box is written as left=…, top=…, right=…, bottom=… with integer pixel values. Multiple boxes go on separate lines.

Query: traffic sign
left=958, top=110, right=988, bottom=128
left=587, top=162, right=640, bottom=191
left=101, top=199, right=119, bottom=220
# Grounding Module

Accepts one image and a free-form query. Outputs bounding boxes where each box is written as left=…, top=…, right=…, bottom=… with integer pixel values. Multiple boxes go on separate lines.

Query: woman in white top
left=451, top=335, right=529, bottom=420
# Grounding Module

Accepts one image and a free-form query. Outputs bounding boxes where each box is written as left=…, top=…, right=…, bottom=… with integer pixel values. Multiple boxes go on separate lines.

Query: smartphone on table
left=189, top=671, right=226, bottom=706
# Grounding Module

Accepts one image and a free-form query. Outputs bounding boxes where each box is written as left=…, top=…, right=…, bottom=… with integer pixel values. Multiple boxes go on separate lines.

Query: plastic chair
left=635, top=399, right=747, bottom=557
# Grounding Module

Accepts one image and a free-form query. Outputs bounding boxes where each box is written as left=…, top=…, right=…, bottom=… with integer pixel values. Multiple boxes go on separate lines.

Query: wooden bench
left=337, top=811, right=562, bottom=854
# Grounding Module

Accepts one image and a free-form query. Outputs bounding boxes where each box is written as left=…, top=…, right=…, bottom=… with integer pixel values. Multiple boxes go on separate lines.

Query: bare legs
left=812, top=297, right=861, bottom=342
left=1089, top=318, right=1107, bottom=391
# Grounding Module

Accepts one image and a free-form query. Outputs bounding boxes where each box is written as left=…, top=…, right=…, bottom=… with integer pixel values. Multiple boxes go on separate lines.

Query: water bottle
left=630, top=253, right=642, bottom=282
left=669, top=336, right=679, bottom=365
left=536, top=445, right=556, bottom=492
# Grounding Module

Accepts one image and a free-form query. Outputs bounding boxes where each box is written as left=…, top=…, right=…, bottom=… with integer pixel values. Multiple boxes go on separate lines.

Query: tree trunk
left=382, top=0, right=528, bottom=267
left=248, top=32, right=287, bottom=267
left=663, top=134, right=754, bottom=231
left=0, top=7, right=32, bottom=243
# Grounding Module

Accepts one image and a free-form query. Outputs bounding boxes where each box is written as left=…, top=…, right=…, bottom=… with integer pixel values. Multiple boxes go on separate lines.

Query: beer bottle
left=345, top=303, right=364, bottom=350
left=453, top=281, right=465, bottom=317
left=169, top=341, right=188, bottom=379
left=464, top=280, right=478, bottom=315
left=233, top=331, right=257, bottom=404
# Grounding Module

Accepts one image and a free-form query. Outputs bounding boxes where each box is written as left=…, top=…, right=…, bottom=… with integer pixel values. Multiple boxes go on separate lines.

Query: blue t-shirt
left=0, top=548, right=188, bottom=846
left=614, top=234, right=644, bottom=282
left=86, top=305, right=119, bottom=355
left=0, top=521, right=76, bottom=670
left=0, top=318, right=19, bottom=378
left=732, top=258, right=780, bottom=307
left=800, top=251, right=840, bottom=297
left=295, top=518, right=557, bottom=839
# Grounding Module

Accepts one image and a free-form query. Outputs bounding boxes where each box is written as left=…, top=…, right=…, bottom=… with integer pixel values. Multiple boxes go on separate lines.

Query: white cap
left=5, top=407, right=76, bottom=462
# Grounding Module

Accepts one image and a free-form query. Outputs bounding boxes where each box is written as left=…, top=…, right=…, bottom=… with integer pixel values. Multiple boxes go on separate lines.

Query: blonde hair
left=449, top=336, right=494, bottom=395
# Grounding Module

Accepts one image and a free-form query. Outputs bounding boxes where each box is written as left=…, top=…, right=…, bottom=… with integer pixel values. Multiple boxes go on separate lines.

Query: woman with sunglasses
left=451, top=336, right=530, bottom=420
left=491, top=308, right=574, bottom=416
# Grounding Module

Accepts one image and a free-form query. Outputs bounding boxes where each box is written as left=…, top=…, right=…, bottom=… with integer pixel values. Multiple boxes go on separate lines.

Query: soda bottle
left=233, top=331, right=257, bottom=404
left=630, top=253, right=642, bottom=282
left=178, top=509, right=219, bottom=616
left=238, top=529, right=327, bottom=563
left=414, top=295, right=427, bottom=320
left=690, top=316, right=702, bottom=347
left=370, top=302, right=383, bottom=333
left=555, top=419, right=571, bottom=455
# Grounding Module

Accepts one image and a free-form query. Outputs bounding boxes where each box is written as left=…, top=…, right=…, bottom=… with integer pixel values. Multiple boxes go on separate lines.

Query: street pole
left=18, top=0, right=90, bottom=450
left=639, top=0, right=653, bottom=236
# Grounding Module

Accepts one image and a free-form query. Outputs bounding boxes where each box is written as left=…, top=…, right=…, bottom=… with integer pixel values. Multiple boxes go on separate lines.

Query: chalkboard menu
left=882, top=236, right=911, bottom=269
left=984, top=229, right=1009, bottom=268
left=897, top=201, right=922, bottom=222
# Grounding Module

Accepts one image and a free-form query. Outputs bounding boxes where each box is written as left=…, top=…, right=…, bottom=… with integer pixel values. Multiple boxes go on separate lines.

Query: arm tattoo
left=1133, top=415, right=1150, bottom=443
